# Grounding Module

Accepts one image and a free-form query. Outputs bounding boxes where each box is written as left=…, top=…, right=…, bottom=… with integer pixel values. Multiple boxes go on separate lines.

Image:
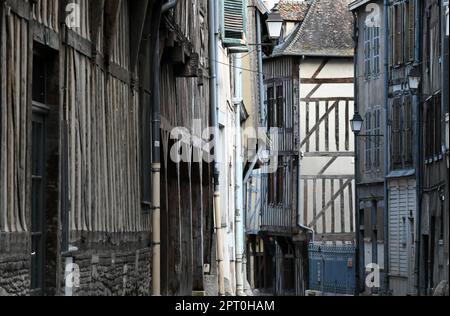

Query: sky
left=264, top=0, right=279, bottom=10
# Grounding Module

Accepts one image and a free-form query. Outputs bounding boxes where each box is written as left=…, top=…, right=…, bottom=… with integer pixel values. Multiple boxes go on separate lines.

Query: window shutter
left=404, top=95, right=413, bottom=164
left=377, top=204, right=385, bottom=241
left=389, top=6, right=394, bottom=69
left=365, top=111, right=372, bottom=170
left=374, top=109, right=382, bottom=168
left=267, top=86, right=275, bottom=128
left=373, top=27, right=381, bottom=75
left=276, top=160, right=284, bottom=205
left=425, top=98, right=433, bottom=159
left=364, top=207, right=372, bottom=239
left=407, top=0, right=415, bottom=61
left=364, top=26, right=371, bottom=78
left=393, top=3, right=404, bottom=66
left=392, top=98, right=402, bottom=167
left=276, top=85, right=284, bottom=128
left=222, top=0, right=247, bottom=49
left=434, top=93, right=442, bottom=156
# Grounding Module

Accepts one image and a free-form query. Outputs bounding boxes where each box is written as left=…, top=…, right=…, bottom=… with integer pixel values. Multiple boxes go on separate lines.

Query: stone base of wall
left=61, top=232, right=152, bottom=296
left=1, top=231, right=151, bottom=296
left=0, top=233, right=31, bottom=296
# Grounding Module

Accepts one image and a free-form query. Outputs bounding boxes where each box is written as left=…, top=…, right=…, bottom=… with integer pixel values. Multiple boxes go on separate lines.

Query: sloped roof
left=273, top=0, right=354, bottom=57
left=278, top=0, right=310, bottom=22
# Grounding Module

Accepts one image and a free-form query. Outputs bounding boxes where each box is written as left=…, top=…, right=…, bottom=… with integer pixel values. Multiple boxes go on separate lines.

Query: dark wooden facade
left=0, top=0, right=214, bottom=296
left=419, top=0, right=449, bottom=296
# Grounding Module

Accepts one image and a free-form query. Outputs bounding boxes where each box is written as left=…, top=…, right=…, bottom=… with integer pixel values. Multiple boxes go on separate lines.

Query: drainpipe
left=443, top=0, right=450, bottom=285
left=383, top=0, right=390, bottom=294
left=352, top=10, right=362, bottom=296
left=295, top=54, right=315, bottom=295
left=151, top=0, right=178, bottom=297
left=208, top=0, right=225, bottom=296
left=234, top=54, right=245, bottom=296
left=256, top=12, right=266, bottom=128
left=413, top=0, right=422, bottom=296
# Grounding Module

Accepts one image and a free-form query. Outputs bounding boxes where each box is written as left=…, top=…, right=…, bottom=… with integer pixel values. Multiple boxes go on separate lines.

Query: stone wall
left=60, top=232, right=152, bottom=296
left=1, top=232, right=152, bottom=296
left=0, top=233, right=31, bottom=296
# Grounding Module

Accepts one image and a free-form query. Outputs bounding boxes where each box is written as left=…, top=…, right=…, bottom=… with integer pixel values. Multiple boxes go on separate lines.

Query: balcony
left=260, top=204, right=295, bottom=236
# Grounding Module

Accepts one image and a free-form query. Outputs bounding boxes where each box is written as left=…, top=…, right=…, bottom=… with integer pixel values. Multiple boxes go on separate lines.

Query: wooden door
left=30, top=109, right=48, bottom=296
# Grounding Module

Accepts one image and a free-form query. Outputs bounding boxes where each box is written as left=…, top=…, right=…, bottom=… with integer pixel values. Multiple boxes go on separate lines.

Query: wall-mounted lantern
left=266, top=5, right=283, bottom=40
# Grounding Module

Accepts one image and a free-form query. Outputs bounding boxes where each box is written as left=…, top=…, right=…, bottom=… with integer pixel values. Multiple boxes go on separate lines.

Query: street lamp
left=350, top=112, right=364, bottom=136
left=408, top=67, right=421, bottom=91
left=266, top=5, right=283, bottom=40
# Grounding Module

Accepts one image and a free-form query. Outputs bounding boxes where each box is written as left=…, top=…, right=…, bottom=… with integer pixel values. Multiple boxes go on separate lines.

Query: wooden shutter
left=377, top=204, right=385, bottom=241
left=425, top=97, right=433, bottom=159
left=404, top=95, right=413, bottom=164
left=267, top=86, right=275, bottom=128
left=373, top=27, right=381, bottom=74
left=407, top=0, right=415, bottom=61
left=268, top=172, right=275, bottom=204
left=393, top=3, right=403, bottom=66
left=364, top=207, right=372, bottom=239
left=276, top=160, right=284, bottom=205
left=374, top=109, right=382, bottom=168
left=276, top=85, right=284, bottom=128
left=392, top=97, right=402, bottom=167
left=365, top=111, right=372, bottom=170
left=222, top=0, right=247, bottom=49
left=364, top=26, right=371, bottom=78
left=434, top=93, right=442, bottom=156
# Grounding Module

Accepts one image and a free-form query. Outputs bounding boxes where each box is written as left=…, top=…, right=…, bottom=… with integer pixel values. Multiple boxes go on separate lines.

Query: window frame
left=365, top=111, right=373, bottom=171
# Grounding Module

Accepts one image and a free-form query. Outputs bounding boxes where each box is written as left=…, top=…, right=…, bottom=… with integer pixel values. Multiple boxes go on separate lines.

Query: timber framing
left=5, top=0, right=138, bottom=87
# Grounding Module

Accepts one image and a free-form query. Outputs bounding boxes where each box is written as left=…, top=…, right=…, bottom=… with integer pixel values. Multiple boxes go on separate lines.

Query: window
left=373, top=27, right=381, bottom=75
left=221, top=0, right=247, bottom=48
left=404, top=95, right=413, bottom=163
left=391, top=95, right=413, bottom=169
left=364, top=108, right=382, bottom=172
left=365, top=111, right=372, bottom=170
left=276, top=85, right=284, bottom=128
left=391, top=97, right=403, bottom=168
left=364, top=26, right=372, bottom=79
left=405, top=0, right=415, bottom=61
left=425, top=93, right=443, bottom=161
left=392, top=2, right=404, bottom=66
left=267, top=86, right=275, bottom=128
left=373, top=109, right=382, bottom=168
left=391, top=1, right=415, bottom=66
left=364, top=26, right=381, bottom=79
left=276, top=158, right=284, bottom=205
left=268, top=172, right=275, bottom=204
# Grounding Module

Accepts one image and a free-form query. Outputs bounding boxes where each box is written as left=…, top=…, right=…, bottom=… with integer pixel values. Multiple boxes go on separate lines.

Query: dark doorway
left=30, top=49, right=59, bottom=296
left=30, top=110, right=48, bottom=296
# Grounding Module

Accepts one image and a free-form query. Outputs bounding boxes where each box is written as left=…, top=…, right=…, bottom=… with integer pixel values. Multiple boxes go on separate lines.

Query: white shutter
left=388, top=179, right=416, bottom=277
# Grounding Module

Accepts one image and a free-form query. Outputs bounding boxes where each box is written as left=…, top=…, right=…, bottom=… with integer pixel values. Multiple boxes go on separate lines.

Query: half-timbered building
left=0, top=0, right=217, bottom=296
left=253, top=0, right=356, bottom=296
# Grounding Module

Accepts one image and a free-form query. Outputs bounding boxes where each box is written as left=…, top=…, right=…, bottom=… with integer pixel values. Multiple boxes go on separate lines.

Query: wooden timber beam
left=129, top=0, right=149, bottom=73
left=104, top=0, right=122, bottom=60
left=89, top=0, right=105, bottom=49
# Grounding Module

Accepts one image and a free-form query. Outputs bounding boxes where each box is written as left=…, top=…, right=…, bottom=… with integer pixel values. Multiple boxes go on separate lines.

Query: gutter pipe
left=208, top=0, right=225, bottom=296
left=383, top=0, right=390, bottom=294
left=152, top=0, right=178, bottom=297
